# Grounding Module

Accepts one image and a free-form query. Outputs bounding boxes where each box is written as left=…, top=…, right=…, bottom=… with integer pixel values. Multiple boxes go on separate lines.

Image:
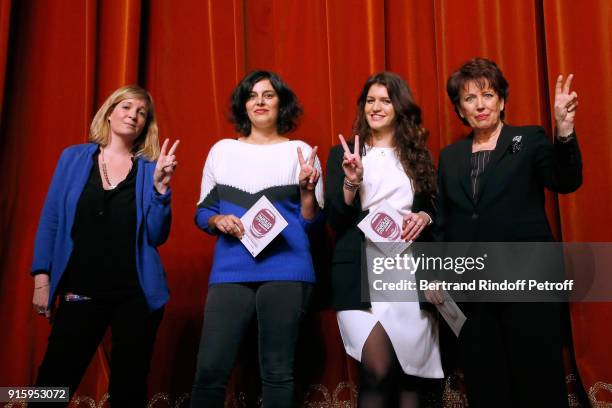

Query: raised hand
left=553, top=74, right=578, bottom=137
left=297, top=146, right=320, bottom=191
left=154, top=138, right=180, bottom=195
left=210, top=214, right=244, bottom=238
left=339, top=134, right=363, bottom=183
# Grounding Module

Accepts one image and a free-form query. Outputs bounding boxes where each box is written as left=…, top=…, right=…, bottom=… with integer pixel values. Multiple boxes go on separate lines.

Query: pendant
left=108, top=184, right=117, bottom=190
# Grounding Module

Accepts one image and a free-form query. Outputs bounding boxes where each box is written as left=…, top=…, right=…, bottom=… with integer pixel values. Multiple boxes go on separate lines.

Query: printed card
left=357, top=200, right=410, bottom=257
left=435, top=291, right=467, bottom=337
left=240, top=196, right=288, bottom=257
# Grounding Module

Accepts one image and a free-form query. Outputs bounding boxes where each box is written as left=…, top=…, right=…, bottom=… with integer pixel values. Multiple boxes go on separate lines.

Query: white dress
left=336, top=146, right=443, bottom=378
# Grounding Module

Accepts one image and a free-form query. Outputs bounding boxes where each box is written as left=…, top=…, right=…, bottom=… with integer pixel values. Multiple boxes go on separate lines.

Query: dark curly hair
left=230, top=70, right=302, bottom=135
left=353, top=72, right=437, bottom=196
left=447, top=57, right=509, bottom=126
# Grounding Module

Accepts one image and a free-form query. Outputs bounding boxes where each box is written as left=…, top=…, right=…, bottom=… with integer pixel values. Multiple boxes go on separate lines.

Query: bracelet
left=420, top=211, right=433, bottom=226
left=343, top=177, right=361, bottom=192
left=35, top=284, right=49, bottom=290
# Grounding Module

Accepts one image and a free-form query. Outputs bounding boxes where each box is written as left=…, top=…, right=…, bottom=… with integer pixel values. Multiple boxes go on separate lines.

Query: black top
left=470, top=150, right=493, bottom=200
left=61, top=150, right=140, bottom=298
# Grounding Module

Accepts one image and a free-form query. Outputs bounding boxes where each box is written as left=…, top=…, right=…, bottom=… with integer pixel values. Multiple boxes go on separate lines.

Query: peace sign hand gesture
left=154, top=138, right=180, bottom=195
left=554, top=74, right=578, bottom=137
left=339, top=134, right=363, bottom=183
left=297, top=146, right=320, bottom=191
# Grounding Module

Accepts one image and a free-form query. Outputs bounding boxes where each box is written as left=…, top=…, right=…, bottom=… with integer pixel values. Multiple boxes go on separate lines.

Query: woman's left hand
left=401, top=211, right=431, bottom=242
left=554, top=74, right=578, bottom=137
left=154, top=138, right=180, bottom=195
left=297, top=146, right=320, bottom=192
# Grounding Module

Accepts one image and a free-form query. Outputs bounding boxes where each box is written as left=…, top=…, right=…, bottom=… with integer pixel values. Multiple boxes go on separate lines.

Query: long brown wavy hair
left=353, top=72, right=436, bottom=195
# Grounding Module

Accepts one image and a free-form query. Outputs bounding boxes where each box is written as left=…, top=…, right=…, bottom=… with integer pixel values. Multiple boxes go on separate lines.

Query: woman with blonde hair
left=31, top=85, right=179, bottom=407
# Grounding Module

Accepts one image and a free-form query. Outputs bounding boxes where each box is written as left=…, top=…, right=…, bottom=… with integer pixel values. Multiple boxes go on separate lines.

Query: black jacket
left=325, top=143, right=435, bottom=310
left=434, top=124, right=582, bottom=243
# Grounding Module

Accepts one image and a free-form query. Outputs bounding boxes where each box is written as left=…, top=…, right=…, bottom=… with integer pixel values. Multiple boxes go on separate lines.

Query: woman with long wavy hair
left=326, top=72, right=442, bottom=407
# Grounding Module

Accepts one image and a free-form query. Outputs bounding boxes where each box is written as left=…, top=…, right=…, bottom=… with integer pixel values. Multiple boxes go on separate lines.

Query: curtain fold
left=141, top=0, right=250, bottom=394
left=0, top=0, right=92, bottom=387
left=543, top=0, right=612, bottom=404
left=0, top=0, right=12, bottom=127
left=95, top=0, right=142, bottom=97
left=385, top=0, right=442, bottom=154
left=0, top=0, right=610, bottom=405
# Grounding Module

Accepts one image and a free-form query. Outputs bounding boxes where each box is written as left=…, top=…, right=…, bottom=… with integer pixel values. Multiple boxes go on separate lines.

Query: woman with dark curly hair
left=326, top=72, right=442, bottom=407
left=190, top=70, right=323, bottom=407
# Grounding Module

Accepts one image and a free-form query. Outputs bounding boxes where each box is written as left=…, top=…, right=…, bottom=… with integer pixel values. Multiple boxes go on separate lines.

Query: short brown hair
left=447, top=58, right=509, bottom=126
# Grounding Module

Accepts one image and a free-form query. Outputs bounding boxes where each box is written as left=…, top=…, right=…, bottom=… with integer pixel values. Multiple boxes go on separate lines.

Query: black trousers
left=191, top=281, right=312, bottom=408
left=35, top=294, right=163, bottom=407
left=458, top=302, right=568, bottom=408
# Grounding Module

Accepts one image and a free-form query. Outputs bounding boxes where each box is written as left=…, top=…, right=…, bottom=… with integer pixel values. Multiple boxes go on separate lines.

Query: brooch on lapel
left=510, top=135, right=522, bottom=154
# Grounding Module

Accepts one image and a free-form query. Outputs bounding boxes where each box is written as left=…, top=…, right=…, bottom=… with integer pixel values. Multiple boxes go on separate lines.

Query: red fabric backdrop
left=0, top=0, right=610, bottom=406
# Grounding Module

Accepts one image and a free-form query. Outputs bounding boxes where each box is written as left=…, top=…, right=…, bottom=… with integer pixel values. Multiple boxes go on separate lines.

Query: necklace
left=101, top=148, right=131, bottom=190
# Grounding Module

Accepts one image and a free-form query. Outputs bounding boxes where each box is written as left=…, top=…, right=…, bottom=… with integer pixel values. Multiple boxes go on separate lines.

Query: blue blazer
left=31, top=143, right=172, bottom=310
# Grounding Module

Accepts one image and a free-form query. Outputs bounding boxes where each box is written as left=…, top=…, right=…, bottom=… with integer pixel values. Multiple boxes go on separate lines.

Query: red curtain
left=542, top=1, right=612, bottom=404
left=1, top=0, right=610, bottom=406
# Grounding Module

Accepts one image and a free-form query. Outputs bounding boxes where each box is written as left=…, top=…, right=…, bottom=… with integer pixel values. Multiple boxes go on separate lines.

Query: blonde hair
left=89, top=85, right=160, bottom=160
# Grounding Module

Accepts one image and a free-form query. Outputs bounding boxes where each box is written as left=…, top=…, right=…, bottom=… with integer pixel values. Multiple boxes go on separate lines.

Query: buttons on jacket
left=472, top=213, right=479, bottom=220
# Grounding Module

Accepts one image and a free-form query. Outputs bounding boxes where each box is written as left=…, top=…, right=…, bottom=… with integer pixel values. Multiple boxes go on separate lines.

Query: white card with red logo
left=435, top=291, right=467, bottom=337
left=240, top=195, right=288, bottom=257
left=357, top=200, right=410, bottom=257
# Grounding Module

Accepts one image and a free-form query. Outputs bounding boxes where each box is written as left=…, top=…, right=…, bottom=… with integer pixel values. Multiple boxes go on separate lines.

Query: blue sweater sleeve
left=196, top=191, right=220, bottom=235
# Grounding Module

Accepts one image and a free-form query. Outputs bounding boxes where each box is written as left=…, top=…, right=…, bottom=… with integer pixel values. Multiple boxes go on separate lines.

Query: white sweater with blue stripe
left=196, top=139, right=324, bottom=285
